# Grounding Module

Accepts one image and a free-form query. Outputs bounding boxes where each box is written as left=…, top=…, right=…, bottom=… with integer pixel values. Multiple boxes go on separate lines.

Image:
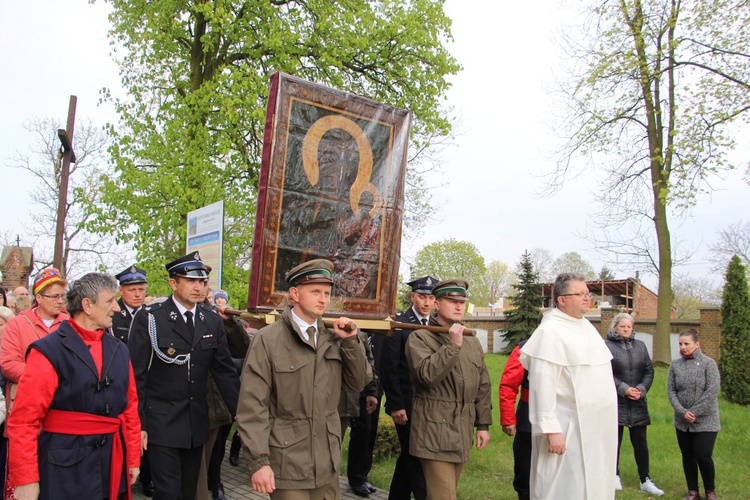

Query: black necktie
left=421, top=318, right=427, bottom=326
left=185, top=311, right=195, bottom=338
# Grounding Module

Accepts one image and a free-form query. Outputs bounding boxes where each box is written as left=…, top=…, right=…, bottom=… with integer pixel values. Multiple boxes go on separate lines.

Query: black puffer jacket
left=605, top=331, right=655, bottom=427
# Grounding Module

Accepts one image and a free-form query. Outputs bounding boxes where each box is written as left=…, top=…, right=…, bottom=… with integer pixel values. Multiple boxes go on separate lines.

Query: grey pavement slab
left=132, top=445, right=388, bottom=500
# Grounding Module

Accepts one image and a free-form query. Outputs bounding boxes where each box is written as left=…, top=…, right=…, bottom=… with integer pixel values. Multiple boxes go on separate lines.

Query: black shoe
left=351, top=484, right=371, bottom=497
left=229, top=449, right=240, bottom=466
left=211, top=483, right=227, bottom=500
left=142, top=481, right=155, bottom=497
left=365, top=482, right=377, bottom=493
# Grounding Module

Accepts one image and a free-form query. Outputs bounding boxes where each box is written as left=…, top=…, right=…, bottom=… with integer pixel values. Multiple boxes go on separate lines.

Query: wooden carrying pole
left=221, top=308, right=476, bottom=336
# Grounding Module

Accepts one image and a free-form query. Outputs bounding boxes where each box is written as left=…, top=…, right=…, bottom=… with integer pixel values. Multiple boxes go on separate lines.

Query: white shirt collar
left=290, top=307, right=317, bottom=342
left=171, top=296, right=197, bottom=320
left=411, top=306, right=429, bottom=324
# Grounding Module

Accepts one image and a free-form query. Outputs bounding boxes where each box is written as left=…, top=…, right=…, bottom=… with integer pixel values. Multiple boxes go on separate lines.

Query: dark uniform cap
left=115, top=265, right=148, bottom=285
left=285, top=259, right=335, bottom=286
left=432, top=278, right=469, bottom=302
left=406, top=275, right=439, bottom=295
left=165, top=252, right=209, bottom=279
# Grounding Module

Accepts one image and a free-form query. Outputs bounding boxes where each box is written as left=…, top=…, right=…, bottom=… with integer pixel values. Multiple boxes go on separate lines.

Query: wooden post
left=53, top=96, right=77, bottom=272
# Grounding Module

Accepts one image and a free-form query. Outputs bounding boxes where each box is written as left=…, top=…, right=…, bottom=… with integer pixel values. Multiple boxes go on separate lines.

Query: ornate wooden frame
left=248, top=73, right=410, bottom=318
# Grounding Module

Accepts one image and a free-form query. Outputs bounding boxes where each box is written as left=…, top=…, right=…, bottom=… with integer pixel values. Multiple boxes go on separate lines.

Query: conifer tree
left=501, top=251, right=543, bottom=354
left=719, top=255, right=750, bottom=405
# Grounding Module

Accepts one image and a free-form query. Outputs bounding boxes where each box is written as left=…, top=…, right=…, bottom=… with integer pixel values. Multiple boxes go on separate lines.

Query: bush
left=373, top=414, right=400, bottom=461
left=719, top=255, right=750, bottom=405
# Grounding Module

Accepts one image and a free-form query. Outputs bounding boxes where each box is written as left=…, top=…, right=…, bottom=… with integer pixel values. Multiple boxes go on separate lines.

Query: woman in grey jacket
left=605, top=313, right=664, bottom=496
left=667, top=329, right=721, bottom=500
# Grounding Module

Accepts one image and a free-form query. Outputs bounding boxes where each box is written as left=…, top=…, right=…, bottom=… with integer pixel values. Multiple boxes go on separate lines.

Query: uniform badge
left=121, top=310, right=127, bottom=317
left=130, top=266, right=137, bottom=273
left=169, top=311, right=178, bottom=321
left=167, top=347, right=176, bottom=356
left=426, top=277, right=433, bottom=285
left=198, top=311, right=205, bottom=322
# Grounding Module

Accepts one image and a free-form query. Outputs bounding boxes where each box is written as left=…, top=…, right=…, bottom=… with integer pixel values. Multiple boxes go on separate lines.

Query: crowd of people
left=0, top=262, right=722, bottom=500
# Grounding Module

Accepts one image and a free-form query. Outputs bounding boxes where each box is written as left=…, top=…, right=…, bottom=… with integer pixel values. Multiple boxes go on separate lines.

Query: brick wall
left=470, top=306, right=723, bottom=362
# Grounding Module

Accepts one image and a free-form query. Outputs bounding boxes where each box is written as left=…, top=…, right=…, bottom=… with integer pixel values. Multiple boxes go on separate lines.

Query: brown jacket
left=405, top=317, right=493, bottom=463
left=236, top=306, right=367, bottom=489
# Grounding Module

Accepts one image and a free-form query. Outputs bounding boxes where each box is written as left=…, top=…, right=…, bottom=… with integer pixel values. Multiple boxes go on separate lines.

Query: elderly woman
left=667, top=329, right=720, bottom=500
left=605, top=313, right=664, bottom=496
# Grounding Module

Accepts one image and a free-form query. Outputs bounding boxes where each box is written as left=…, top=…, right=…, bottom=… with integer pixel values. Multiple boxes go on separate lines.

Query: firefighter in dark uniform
left=128, top=252, right=239, bottom=500
left=379, top=276, right=437, bottom=500
left=112, top=265, right=156, bottom=496
left=112, top=265, right=147, bottom=344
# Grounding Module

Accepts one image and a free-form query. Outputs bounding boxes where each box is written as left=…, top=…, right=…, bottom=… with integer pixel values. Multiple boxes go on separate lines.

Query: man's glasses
left=560, top=292, right=592, bottom=298
left=39, top=293, right=65, bottom=301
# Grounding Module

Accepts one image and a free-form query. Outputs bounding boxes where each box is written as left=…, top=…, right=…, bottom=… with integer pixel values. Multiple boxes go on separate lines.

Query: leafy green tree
left=501, top=251, right=543, bottom=353
left=411, top=238, right=487, bottom=305
left=549, top=0, right=750, bottom=364
left=88, top=0, right=460, bottom=300
left=598, top=266, right=615, bottom=281
left=719, top=256, right=750, bottom=405
left=550, top=252, right=596, bottom=281
left=483, top=260, right=515, bottom=304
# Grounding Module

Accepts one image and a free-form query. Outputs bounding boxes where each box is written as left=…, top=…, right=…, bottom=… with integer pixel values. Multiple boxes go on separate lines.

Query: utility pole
left=53, top=96, right=77, bottom=273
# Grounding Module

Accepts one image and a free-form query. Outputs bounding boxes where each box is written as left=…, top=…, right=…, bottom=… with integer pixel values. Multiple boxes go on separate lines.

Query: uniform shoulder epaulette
left=144, top=302, right=164, bottom=312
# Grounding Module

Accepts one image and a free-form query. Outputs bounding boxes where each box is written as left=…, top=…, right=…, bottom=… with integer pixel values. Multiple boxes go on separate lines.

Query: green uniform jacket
left=405, top=318, right=493, bottom=463
left=236, top=306, right=367, bottom=489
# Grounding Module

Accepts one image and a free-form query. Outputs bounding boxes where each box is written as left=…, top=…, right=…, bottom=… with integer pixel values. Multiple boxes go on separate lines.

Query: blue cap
left=115, top=265, right=147, bottom=285
left=406, top=276, right=439, bottom=295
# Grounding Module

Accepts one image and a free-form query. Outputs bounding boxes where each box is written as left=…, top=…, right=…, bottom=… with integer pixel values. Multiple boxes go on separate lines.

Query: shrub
left=373, top=414, right=400, bottom=461
left=719, top=255, right=750, bottom=405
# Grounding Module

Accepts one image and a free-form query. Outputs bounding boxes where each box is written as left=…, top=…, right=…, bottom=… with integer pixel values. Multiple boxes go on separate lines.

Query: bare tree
left=7, top=117, right=132, bottom=278
left=549, top=0, right=750, bottom=363
left=524, top=247, right=555, bottom=283
left=707, top=221, right=750, bottom=271
left=672, top=273, right=722, bottom=320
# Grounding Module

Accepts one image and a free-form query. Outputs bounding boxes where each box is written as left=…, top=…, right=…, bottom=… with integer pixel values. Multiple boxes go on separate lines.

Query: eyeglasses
left=560, top=292, right=591, bottom=298
left=39, top=293, right=66, bottom=301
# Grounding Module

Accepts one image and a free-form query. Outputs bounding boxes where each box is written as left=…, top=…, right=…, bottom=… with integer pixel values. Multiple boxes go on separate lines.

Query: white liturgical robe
left=520, top=308, right=618, bottom=500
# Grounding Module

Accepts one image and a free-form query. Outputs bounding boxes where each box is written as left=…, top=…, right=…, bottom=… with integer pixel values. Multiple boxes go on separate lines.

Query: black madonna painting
left=248, top=73, right=411, bottom=318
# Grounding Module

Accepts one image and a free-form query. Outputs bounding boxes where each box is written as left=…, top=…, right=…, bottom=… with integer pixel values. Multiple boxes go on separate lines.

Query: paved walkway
left=132, top=446, right=388, bottom=500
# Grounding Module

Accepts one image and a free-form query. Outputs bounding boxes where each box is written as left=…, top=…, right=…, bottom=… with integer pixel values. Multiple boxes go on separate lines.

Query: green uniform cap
left=432, top=278, right=469, bottom=302
left=285, top=259, right=335, bottom=286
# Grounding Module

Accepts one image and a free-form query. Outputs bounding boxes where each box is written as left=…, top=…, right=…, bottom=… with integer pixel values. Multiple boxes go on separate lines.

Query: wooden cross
left=53, top=95, right=77, bottom=272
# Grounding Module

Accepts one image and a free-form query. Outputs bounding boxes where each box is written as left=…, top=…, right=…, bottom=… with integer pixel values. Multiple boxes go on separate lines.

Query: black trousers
left=347, top=395, right=380, bottom=487
left=148, top=443, right=204, bottom=500
left=676, top=429, right=717, bottom=492
left=388, top=419, right=426, bottom=500
left=616, top=425, right=650, bottom=482
left=512, top=430, right=532, bottom=500
left=208, top=423, right=232, bottom=488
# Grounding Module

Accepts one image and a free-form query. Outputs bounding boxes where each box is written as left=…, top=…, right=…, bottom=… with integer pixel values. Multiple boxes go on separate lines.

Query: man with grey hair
left=519, top=273, right=617, bottom=499
left=7, top=273, right=141, bottom=500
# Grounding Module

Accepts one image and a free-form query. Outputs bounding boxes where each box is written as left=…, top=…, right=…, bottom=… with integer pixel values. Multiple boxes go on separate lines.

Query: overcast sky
left=1, top=0, right=747, bottom=289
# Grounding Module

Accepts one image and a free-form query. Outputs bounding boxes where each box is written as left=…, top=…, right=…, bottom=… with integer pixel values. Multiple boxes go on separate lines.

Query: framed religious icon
left=247, top=72, right=411, bottom=319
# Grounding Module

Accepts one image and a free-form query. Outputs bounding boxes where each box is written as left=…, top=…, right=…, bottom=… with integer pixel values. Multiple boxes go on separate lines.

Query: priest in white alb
left=520, top=272, right=617, bottom=499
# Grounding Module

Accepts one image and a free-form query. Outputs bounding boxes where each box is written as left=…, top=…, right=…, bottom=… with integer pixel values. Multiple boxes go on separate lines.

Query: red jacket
left=498, top=345, right=528, bottom=426
left=1, top=308, right=68, bottom=383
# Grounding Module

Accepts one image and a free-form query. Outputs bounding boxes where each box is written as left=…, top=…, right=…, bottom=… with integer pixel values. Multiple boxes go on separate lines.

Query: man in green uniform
left=405, top=279, right=493, bottom=500
left=236, top=259, right=367, bottom=500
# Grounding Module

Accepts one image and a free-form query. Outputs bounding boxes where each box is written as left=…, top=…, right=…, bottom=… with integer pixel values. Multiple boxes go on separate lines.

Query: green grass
left=343, top=354, right=750, bottom=499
